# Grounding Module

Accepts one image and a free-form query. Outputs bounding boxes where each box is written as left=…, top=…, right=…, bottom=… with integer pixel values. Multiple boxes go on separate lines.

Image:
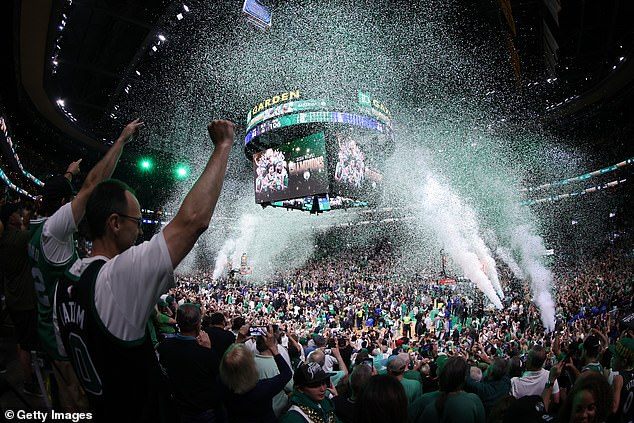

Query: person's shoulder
left=418, top=390, right=440, bottom=402
left=279, top=408, right=305, bottom=423
left=409, top=391, right=438, bottom=417
left=402, top=377, right=420, bottom=386
left=463, top=391, right=484, bottom=402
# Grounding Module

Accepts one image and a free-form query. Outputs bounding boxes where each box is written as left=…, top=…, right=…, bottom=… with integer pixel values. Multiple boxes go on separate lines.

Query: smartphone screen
left=249, top=326, right=266, bottom=336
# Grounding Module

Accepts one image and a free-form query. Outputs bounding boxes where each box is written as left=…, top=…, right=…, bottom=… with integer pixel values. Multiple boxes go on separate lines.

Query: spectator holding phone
left=254, top=326, right=294, bottom=418
left=220, top=326, right=292, bottom=422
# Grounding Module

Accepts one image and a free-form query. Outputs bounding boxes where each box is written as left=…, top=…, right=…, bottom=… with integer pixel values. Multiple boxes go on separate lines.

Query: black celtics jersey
left=55, top=259, right=169, bottom=421
left=618, top=369, right=634, bottom=423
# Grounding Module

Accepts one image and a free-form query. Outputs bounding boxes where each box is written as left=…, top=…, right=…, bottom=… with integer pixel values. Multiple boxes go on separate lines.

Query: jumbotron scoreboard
left=244, top=89, right=395, bottom=213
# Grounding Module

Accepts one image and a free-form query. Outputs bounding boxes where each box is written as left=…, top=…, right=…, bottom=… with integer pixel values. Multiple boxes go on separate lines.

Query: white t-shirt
left=511, top=369, right=560, bottom=398
left=61, top=230, right=174, bottom=342
left=39, top=202, right=77, bottom=264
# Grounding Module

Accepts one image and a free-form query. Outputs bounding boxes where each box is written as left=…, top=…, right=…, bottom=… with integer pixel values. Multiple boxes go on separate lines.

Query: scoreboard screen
left=253, top=132, right=329, bottom=204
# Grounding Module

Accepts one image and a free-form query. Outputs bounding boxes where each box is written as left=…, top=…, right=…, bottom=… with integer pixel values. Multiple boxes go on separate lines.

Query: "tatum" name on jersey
left=60, top=301, right=86, bottom=329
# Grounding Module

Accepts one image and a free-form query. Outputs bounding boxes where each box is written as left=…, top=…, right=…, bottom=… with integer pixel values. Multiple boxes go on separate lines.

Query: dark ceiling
left=1, top=0, right=633, bottom=210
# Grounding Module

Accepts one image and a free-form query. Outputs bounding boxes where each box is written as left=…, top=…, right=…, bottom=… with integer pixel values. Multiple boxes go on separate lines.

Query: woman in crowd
left=409, top=355, right=485, bottom=423
left=558, top=372, right=612, bottom=423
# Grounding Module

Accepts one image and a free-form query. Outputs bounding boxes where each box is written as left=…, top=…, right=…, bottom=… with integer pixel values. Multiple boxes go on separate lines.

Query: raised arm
left=163, top=120, right=235, bottom=268
left=71, top=119, right=143, bottom=223
left=542, top=361, right=563, bottom=413
left=331, top=346, right=349, bottom=376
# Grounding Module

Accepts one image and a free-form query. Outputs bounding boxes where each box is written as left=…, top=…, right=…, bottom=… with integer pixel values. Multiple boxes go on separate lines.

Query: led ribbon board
left=245, top=111, right=390, bottom=145
left=246, top=99, right=332, bottom=131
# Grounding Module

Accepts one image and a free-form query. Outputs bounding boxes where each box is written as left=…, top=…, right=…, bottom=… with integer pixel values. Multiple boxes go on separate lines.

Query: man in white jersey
left=54, top=119, right=235, bottom=421
left=28, top=119, right=143, bottom=411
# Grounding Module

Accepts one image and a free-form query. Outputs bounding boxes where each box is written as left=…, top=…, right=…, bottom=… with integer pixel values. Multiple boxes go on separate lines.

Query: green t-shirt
left=401, top=377, right=423, bottom=404
left=409, top=391, right=485, bottom=423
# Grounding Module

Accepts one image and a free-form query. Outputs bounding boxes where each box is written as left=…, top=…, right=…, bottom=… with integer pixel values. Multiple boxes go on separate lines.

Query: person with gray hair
left=470, top=366, right=483, bottom=382
left=333, top=362, right=372, bottom=423
left=220, top=326, right=292, bottom=423
left=465, top=357, right=512, bottom=418
left=307, top=344, right=349, bottom=388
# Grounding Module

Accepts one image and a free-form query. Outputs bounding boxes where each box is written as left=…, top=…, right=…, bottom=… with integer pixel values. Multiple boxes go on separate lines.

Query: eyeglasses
left=115, top=213, right=143, bottom=229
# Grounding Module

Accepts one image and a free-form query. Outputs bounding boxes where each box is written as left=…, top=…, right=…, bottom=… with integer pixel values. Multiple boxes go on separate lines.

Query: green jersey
left=28, top=214, right=78, bottom=360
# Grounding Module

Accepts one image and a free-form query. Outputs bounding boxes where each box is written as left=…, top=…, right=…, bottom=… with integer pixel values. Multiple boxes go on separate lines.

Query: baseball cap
left=387, top=356, right=407, bottom=374
left=293, top=362, right=334, bottom=387
left=609, top=338, right=634, bottom=362
left=0, top=203, right=21, bottom=225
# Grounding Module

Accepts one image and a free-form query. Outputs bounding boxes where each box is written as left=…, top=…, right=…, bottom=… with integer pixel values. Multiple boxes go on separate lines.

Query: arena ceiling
left=1, top=0, right=633, bottom=209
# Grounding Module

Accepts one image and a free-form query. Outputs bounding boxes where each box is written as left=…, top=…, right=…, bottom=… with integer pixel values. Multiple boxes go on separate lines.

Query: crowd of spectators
left=0, top=117, right=633, bottom=423
left=135, top=232, right=633, bottom=423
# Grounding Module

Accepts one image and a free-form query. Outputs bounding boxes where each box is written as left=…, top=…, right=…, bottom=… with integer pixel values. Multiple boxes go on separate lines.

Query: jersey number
left=68, top=333, right=103, bottom=396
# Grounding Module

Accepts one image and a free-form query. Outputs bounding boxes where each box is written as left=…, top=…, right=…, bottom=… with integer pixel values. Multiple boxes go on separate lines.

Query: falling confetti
left=116, top=0, right=610, bottom=331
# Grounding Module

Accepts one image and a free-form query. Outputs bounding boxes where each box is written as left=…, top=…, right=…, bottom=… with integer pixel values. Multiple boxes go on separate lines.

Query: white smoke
left=417, top=174, right=503, bottom=308
left=510, top=224, right=557, bottom=331
left=212, top=238, right=235, bottom=280
left=496, top=246, right=526, bottom=280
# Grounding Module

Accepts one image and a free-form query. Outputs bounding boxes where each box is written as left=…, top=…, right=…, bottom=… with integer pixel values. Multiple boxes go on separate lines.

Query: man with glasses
left=54, top=119, right=235, bottom=421
left=28, top=118, right=143, bottom=411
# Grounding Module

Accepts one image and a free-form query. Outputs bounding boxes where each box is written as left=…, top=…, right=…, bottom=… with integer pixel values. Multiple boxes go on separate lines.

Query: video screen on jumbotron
left=253, top=132, right=329, bottom=204
left=330, top=135, right=383, bottom=200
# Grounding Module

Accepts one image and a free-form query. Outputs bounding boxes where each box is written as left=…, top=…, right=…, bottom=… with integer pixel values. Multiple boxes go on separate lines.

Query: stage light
left=139, top=158, right=153, bottom=171
left=175, top=164, right=189, bottom=179
left=158, top=34, right=166, bottom=42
